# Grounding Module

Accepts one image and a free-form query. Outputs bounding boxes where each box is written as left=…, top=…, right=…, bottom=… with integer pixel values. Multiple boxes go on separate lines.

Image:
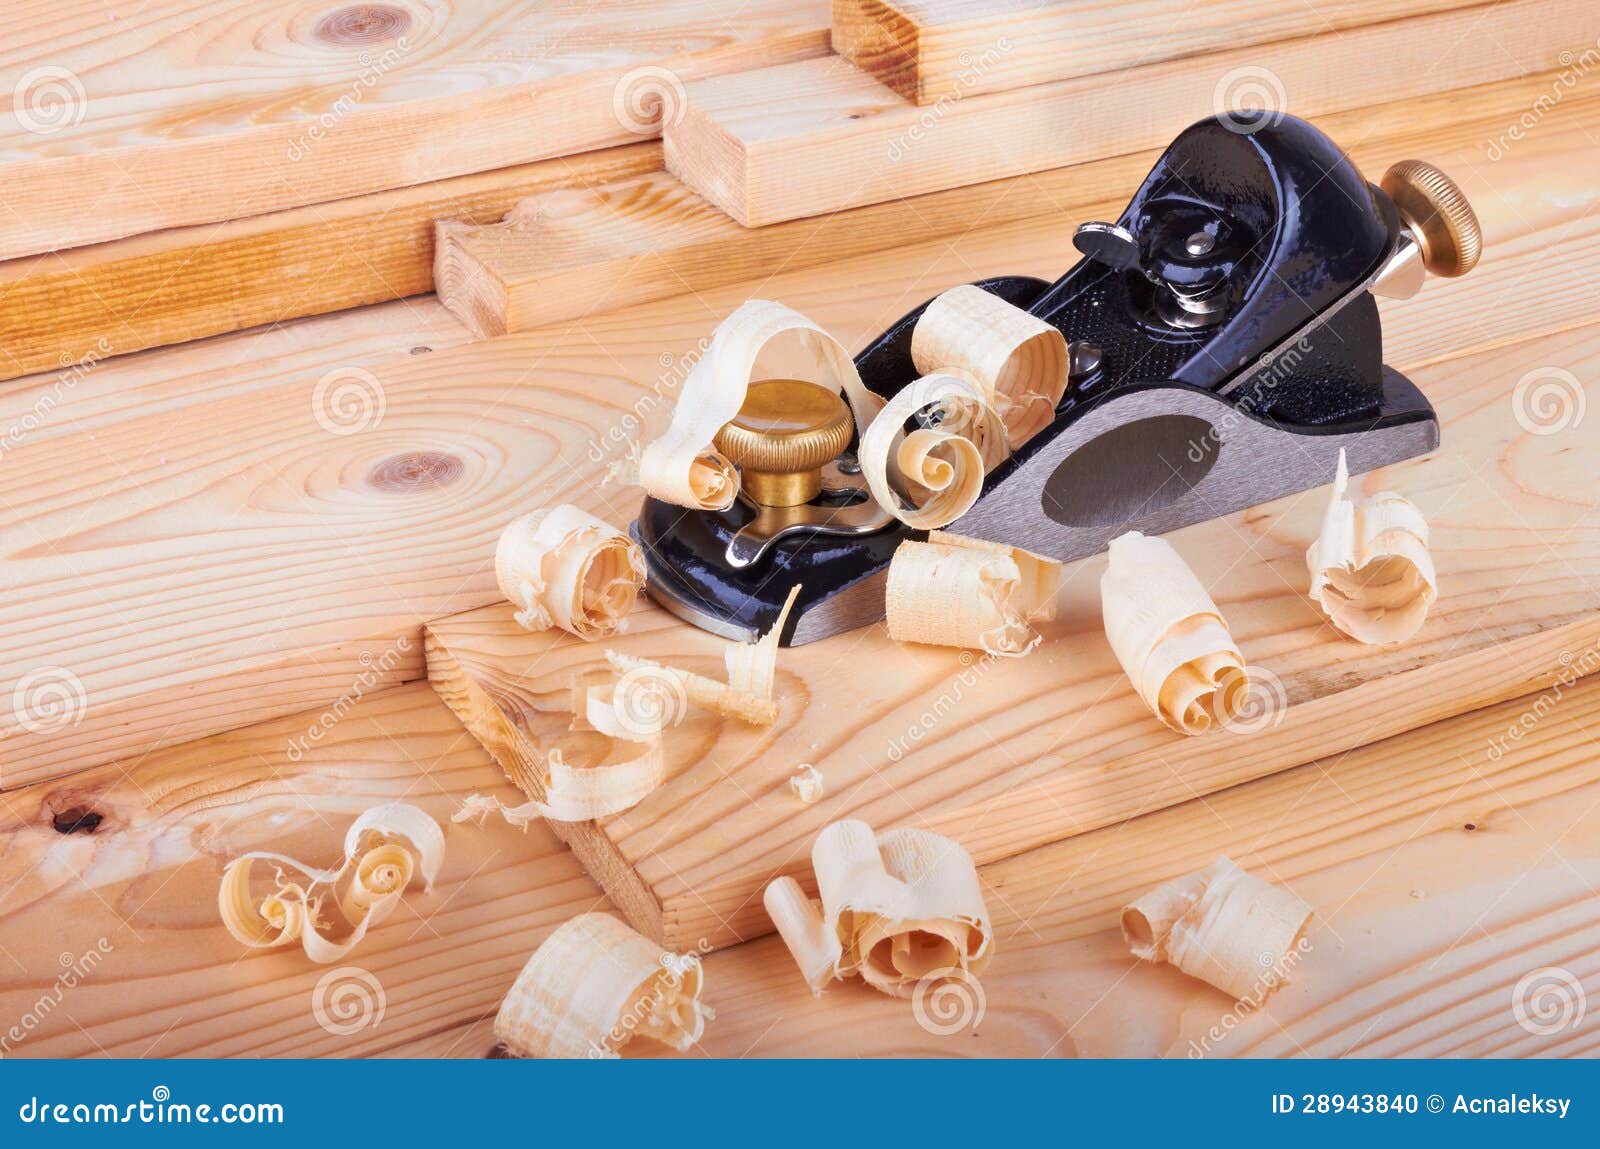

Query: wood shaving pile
left=635, top=290, right=1066, bottom=532
left=887, top=530, right=1061, bottom=656
left=1122, top=857, right=1311, bottom=999
left=764, top=819, right=992, bottom=997
left=495, top=913, right=712, bottom=1058
left=495, top=505, right=645, bottom=640
left=1307, top=449, right=1436, bottom=644
left=218, top=803, right=444, bottom=963
left=459, top=586, right=799, bottom=826
left=1101, top=531, right=1247, bottom=734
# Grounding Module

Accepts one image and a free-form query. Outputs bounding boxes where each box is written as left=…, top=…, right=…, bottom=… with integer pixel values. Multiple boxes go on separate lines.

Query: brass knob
left=1381, top=160, right=1483, bottom=277
left=713, top=378, right=852, bottom=507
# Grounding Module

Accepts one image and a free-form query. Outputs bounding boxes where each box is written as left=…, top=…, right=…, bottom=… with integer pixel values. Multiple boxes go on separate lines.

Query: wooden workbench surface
left=0, top=7, right=1595, bottom=1060
left=5, top=647, right=1594, bottom=1058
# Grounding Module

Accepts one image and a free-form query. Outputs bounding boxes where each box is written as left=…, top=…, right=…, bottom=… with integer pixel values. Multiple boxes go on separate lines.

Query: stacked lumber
left=0, top=1, right=829, bottom=259
left=667, top=0, right=1583, bottom=223
left=0, top=145, right=660, bottom=383
left=830, top=0, right=1472, bottom=102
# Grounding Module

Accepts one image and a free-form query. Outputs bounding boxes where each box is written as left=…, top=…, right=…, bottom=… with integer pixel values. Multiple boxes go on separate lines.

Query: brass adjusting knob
left=1381, top=159, right=1483, bottom=278
left=713, top=378, right=853, bottom=507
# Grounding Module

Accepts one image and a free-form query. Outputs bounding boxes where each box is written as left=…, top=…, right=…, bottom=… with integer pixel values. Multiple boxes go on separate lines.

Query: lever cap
left=714, top=379, right=853, bottom=507
left=1381, top=160, right=1482, bottom=277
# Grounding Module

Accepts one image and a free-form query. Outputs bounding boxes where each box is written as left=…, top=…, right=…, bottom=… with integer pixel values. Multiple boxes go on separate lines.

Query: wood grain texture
left=672, top=669, right=1600, bottom=1057
left=667, top=0, right=1589, bottom=224
left=0, top=144, right=659, bottom=384
left=831, top=0, right=1473, bottom=104
left=432, top=159, right=1148, bottom=337
left=381, top=657, right=1600, bottom=1058
left=444, top=66, right=1600, bottom=336
left=4, top=67, right=1592, bottom=791
left=426, top=312, right=1600, bottom=952
left=0, top=682, right=609, bottom=1058
left=0, top=1, right=829, bottom=260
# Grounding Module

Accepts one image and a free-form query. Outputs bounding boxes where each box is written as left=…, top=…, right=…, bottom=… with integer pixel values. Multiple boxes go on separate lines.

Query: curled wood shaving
left=495, top=505, right=645, bottom=640
left=638, top=291, right=1063, bottom=532
left=1101, top=531, right=1247, bottom=735
left=886, top=530, right=1061, bottom=656
left=1121, top=857, right=1312, bottom=1000
left=455, top=674, right=669, bottom=825
left=218, top=803, right=444, bottom=963
left=788, top=763, right=824, bottom=804
left=496, top=913, right=712, bottom=1058
left=763, top=819, right=992, bottom=997
left=457, top=589, right=799, bottom=827
left=638, top=300, right=884, bottom=510
left=603, top=583, right=800, bottom=726
left=1307, top=450, right=1436, bottom=645
left=910, top=283, right=1069, bottom=448
left=858, top=372, right=1009, bottom=529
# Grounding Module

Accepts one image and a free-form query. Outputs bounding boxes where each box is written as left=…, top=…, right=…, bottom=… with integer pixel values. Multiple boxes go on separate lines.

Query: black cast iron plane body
left=636, top=113, right=1440, bottom=645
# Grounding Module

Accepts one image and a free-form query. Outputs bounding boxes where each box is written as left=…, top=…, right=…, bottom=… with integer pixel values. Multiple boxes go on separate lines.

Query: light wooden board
left=672, top=668, right=1600, bottom=1057
left=831, top=0, right=1473, bottom=105
left=380, top=659, right=1600, bottom=1058
left=3, top=69, right=1593, bottom=792
left=433, top=159, right=1150, bottom=337
left=438, top=68, right=1600, bottom=335
left=0, top=144, right=659, bottom=384
left=667, top=0, right=1586, bottom=224
left=425, top=318, right=1600, bottom=953
left=0, top=682, right=608, bottom=1058
left=0, top=1, right=828, bottom=261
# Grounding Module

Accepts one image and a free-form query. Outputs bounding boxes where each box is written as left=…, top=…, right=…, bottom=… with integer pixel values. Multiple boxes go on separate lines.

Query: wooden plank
left=432, top=160, right=1147, bottom=338
left=0, top=1, right=829, bottom=260
left=0, top=144, right=659, bottom=384
left=0, top=682, right=608, bottom=1058
left=831, top=0, right=1474, bottom=105
left=3, top=70, right=1593, bottom=791
left=381, top=660, right=1600, bottom=1058
left=435, top=64, right=1600, bottom=336
left=674, top=670, right=1600, bottom=1057
left=424, top=312, right=1600, bottom=953
left=666, top=0, right=1586, bottom=225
